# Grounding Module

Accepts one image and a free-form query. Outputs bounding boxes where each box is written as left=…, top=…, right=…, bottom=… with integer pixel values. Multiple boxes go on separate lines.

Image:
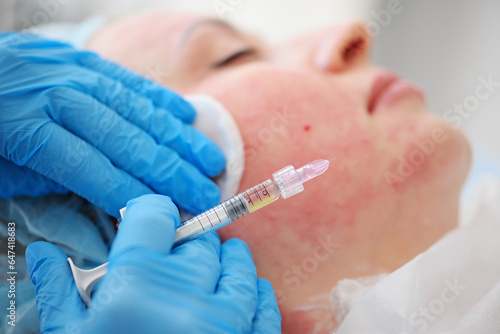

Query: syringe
left=174, top=158, right=335, bottom=246
left=68, top=158, right=335, bottom=306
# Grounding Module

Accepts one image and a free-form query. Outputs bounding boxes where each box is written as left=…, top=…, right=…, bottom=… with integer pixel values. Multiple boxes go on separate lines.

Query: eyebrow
left=178, top=19, right=238, bottom=48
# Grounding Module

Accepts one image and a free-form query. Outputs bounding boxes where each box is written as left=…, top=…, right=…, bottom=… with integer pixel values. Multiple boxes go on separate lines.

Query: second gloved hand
left=26, top=194, right=281, bottom=334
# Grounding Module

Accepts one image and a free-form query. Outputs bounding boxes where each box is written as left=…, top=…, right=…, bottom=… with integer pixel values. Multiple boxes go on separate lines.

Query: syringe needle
left=329, top=157, right=338, bottom=162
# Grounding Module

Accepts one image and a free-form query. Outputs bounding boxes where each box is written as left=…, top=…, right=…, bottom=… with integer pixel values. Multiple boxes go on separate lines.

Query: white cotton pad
left=186, top=94, right=245, bottom=202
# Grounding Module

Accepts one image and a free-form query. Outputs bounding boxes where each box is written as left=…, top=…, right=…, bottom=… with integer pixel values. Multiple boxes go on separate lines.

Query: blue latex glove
left=26, top=194, right=281, bottom=334
left=0, top=33, right=225, bottom=216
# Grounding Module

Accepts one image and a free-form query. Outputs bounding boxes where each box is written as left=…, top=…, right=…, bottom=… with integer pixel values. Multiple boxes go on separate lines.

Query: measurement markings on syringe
left=254, top=187, right=262, bottom=201
left=207, top=208, right=217, bottom=227
left=213, top=208, right=222, bottom=225
left=196, top=215, right=206, bottom=230
left=196, top=207, right=219, bottom=230
left=261, top=184, right=270, bottom=197
left=244, top=189, right=254, bottom=206
left=221, top=203, right=230, bottom=221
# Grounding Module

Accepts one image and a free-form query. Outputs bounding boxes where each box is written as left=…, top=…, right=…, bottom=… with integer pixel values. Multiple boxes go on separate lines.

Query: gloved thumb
left=26, top=241, right=87, bottom=332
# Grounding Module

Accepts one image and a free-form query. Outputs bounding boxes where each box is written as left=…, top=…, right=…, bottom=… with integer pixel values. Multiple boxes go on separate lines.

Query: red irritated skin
left=87, top=12, right=471, bottom=333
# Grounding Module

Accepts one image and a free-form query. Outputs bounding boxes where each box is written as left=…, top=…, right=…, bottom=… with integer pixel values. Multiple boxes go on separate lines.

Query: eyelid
left=211, top=48, right=258, bottom=68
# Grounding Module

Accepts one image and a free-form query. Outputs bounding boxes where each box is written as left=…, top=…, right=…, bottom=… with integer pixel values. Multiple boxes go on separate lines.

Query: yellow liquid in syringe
left=242, top=179, right=280, bottom=213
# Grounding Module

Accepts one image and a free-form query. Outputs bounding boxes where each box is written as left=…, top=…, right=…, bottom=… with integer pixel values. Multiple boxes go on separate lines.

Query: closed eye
left=211, top=48, right=258, bottom=68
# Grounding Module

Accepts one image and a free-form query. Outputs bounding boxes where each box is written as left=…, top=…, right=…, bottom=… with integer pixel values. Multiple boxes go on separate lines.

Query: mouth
left=368, top=71, right=425, bottom=114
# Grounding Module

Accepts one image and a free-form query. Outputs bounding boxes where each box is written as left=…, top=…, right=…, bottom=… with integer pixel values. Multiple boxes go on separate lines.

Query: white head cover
left=28, top=17, right=106, bottom=49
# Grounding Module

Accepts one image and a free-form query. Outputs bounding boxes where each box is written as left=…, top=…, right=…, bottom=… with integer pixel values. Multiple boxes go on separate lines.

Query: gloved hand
left=26, top=194, right=281, bottom=334
left=0, top=33, right=225, bottom=216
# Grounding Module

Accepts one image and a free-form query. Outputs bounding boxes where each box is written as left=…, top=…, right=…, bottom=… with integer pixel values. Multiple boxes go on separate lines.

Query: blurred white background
left=1, top=0, right=499, bottom=165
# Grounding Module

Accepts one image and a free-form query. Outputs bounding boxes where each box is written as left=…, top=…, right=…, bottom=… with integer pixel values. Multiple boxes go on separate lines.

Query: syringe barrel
left=242, top=179, right=280, bottom=213
left=174, top=195, right=248, bottom=246
left=173, top=179, right=280, bottom=247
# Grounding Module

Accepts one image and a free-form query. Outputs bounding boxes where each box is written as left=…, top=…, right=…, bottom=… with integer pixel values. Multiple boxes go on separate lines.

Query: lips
left=368, top=71, right=424, bottom=114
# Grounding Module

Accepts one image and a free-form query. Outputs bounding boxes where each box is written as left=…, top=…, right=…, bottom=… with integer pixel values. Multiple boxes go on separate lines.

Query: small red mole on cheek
left=303, top=125, right=311, bottom=132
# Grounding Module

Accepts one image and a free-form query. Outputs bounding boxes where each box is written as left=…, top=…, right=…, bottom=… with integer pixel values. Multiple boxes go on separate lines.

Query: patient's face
left=88, top=11, right=470, bottom=332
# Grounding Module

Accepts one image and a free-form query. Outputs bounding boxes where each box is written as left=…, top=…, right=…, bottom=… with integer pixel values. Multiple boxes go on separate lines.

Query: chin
left=385, top=110, right=471, bottom=195
left=424, top=115, right=471, bottom=190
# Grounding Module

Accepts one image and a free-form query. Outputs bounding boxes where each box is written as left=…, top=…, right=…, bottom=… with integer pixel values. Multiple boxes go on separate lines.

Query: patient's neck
left=281, top=273, right=388, bottom=333
left=281, top=296, right=337, bottom=334
left=275, top=196, right=461, bottom=334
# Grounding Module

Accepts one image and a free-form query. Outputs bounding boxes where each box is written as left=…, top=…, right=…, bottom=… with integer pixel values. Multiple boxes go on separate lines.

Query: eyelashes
left=211, top=48, right=258, bottom=68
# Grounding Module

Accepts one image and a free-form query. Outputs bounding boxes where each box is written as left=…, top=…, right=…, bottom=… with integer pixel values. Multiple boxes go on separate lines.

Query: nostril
left=314, top=22, right=371, bottom=72
left=343, top=37, right=366, bottom=64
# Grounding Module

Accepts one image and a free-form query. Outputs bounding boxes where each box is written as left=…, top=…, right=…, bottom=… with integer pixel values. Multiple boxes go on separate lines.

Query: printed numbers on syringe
left=242, top=179, right=280, bottom=213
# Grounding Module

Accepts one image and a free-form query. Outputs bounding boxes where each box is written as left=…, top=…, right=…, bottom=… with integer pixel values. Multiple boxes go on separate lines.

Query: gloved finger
left=25, top=241, right=86, bottom=332
left=77, top=52, right=196, bottom=123
left=110, top=194, right=180, bottom=258
left=38, top=65, right=225, bottom=177
left=0, top=156, right=68, bottom=198
left=8, top=120, right=153, bottom=217
left=46, top=88, right=221, bottom=213
left=216, top=239, right=258, bottom=317
left=252, top=279, right=282, bottom=334
left=169, top=232, right=222, bottom=293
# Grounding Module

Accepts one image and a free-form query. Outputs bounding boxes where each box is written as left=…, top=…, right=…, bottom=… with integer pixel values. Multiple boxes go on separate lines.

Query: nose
left=313, top=21, right=371, bottom=73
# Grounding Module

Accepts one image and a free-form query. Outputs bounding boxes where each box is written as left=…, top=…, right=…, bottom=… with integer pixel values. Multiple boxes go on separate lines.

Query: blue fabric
left=0, top=194, right=114, bottom=334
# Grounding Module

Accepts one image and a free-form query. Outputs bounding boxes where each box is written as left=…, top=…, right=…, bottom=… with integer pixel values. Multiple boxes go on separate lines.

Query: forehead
left=86, top=11, right=208, bottom=57
left=87, top=12, right=219, bottom=77
left=109, top=11, right=204, bottom=35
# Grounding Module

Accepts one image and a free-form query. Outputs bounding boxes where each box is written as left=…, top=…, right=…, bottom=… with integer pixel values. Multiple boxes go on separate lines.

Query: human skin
left=86, top=11, right=471, bottom=333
